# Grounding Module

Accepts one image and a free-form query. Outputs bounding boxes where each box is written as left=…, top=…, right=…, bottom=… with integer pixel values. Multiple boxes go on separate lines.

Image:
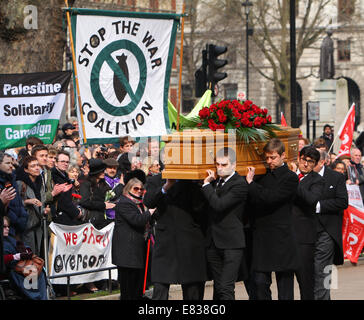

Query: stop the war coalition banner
left=48, top=222, right=117, bottom=284
left=0, top=71, right=71, bottom=149
left=69, top=8, right=180, bottom=143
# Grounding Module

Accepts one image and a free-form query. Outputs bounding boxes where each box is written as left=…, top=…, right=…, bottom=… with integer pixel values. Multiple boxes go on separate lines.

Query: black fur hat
left=124, top=169, right=146, bottom=185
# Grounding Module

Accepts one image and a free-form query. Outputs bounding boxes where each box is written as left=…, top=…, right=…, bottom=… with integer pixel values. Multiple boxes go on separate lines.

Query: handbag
left=14, top=255, right=44, bottom=277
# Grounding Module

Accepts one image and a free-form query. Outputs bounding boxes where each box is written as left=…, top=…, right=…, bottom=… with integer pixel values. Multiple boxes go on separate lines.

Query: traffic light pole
left=290, top=0, right=297, bottom=128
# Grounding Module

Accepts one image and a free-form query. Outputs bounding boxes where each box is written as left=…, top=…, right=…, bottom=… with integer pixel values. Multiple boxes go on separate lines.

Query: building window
left=224, top=83, right=237, bottom=100
left=338, top=0, right=355, bottom=22
left=338, top=40, right=351, bottom=61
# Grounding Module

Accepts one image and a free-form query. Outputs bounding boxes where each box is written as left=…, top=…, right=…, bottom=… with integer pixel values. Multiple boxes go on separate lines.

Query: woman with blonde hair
left=112, top=172, right=155, bottom=300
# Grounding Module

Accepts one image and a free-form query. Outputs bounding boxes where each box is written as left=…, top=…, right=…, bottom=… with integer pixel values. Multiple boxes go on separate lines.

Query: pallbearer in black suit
left=246, top=138, right=299, bottom=300
left=202, top=147, right=248, bottom=300
left=291, top=146, right=324, bottom=300
left=313, top=149, right=348, bottom=300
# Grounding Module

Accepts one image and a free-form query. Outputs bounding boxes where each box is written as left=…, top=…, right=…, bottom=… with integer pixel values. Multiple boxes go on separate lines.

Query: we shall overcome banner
left=48, top=222, right=117, bottom=284
left=0, top=71, right=71, bottom=149
left=69, top=8, right=180, bottom=143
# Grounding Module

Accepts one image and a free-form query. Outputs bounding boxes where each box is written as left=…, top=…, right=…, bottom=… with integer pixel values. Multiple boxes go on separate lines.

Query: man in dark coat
left=202, top=147, right=248, bottom=300
left=51, top=150, right=83, bottom=225
left=0, top=152, right=28, bottom=238
left=143, top=175, right=208, bottom=300
left=319, top=124, right=334, bottom=151
left=292, top=146, right=324, bottom=300
left=313, top=149, right=348, bottom=300
left=0, top=186, right=16, bottom=273
left=246, top=138, right=299, bottom=300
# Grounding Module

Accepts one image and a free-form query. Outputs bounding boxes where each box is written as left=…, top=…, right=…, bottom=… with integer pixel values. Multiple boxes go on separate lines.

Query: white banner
left=71, top=9, right=179, bottom=143
left=0, top=71, right=71, bottom=149
left=48, top=222, right=117, bottom=285
left=346, top=184, right=364, bottom=210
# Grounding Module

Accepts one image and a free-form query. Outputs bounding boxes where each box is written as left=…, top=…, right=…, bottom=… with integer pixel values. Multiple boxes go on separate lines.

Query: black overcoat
left=111, top=195, right=152, bottom=269
left=292, top=171, right=324, bottom=244
left=79, top=179, right=111, bottom=229
left=143, top=175, right=208, bottom=284
left=317, top=167, right=348, bottom=265
left=248, top=164, right=299, bottom=272
left=51, top=167, right=80, bottom=226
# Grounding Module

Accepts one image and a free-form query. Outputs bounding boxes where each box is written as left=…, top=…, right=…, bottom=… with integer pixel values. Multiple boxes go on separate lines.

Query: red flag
left=337, top=103, right=355, bottom=158
left=342, top=205, right=364, bottom=263
left=281, top=112, right=287, bottom=127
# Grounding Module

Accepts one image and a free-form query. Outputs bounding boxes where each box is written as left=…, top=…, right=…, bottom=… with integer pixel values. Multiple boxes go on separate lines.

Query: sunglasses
left=132, top=186, right=144, bottom=192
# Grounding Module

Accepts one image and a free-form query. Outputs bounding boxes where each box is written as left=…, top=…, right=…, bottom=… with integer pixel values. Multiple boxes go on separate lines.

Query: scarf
left=126, top=193, right=152, bottom=241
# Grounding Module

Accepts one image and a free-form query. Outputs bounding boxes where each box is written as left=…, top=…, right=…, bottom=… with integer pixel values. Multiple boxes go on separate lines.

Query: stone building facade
left=179, top=0, right=364, bottom=149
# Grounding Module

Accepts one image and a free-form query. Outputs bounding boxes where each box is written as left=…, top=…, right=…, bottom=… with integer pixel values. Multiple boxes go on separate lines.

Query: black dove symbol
left=113, top=54, right=130, bottom=103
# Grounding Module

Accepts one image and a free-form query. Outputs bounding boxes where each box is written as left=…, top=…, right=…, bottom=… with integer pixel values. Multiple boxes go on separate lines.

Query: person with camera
left=0, top=186, right=16, bottom=274
left=0, top=151, right=28, bottom=239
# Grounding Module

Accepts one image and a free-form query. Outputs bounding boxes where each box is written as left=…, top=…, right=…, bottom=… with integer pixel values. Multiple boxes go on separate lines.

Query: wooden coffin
left=161, top=126, right=300, bottom=180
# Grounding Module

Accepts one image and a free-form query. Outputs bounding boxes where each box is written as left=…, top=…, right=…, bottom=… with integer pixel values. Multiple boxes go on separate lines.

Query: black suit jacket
left=202, top=172, right=247, bottom=249
left=248, top=163, right=299, bottom=272
left=143, top=175, right=208, bottom=284
left=317, top=167, right=348, bottom=265
left=292, top=170, right=324, bottom=244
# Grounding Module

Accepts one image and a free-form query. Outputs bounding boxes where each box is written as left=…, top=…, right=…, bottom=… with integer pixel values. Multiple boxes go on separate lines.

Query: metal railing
left=47, top=266, right=117, bottom=300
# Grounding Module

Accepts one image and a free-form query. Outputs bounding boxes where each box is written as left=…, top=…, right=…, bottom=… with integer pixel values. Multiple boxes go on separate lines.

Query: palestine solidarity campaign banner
left=0, top=71, right=71, bottom=149
left=70, top=8, right=180, bottom=143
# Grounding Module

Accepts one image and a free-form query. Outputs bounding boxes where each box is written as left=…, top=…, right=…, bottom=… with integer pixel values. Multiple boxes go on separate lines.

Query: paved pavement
left=88, top=259, right=364, bottom=300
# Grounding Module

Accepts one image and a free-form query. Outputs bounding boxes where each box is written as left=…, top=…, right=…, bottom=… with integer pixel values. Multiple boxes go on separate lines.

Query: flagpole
left=328, top=103, right=355, bottom=154
left=64, top=0, right=87, bottom=144
left=176, top=2, right=186, bottom=131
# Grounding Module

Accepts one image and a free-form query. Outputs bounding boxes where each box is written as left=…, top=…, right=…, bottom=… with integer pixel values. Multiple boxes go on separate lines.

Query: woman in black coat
left=79, top=159, right=115, bottom=230
left=112, top=177, right=155, bottom=300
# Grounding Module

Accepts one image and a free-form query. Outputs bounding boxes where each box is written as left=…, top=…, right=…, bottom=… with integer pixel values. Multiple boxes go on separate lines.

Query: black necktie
left=216, top=179, right=224, bottom=193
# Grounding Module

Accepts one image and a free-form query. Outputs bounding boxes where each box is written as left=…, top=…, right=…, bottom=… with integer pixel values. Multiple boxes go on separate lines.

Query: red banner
left=337, top=103, right=355, bottom=158
left=342, top=205, right=364, bottom=263
left=280, top=112, right=287, bottom=127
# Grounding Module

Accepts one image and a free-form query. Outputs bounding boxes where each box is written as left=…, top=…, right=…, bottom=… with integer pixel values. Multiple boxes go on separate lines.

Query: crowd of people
left=0, top=120, right=361, bottom=300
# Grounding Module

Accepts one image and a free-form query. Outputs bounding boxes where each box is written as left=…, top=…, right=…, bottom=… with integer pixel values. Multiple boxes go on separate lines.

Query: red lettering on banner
left=82, top=227, right=88, bottom=243
left=64, top=233, right=72, bottom=245
left=88, top=226, right=95, bottom=244
left=96, top=235, right=103, bottom=244
left=342, top=205, right=364, bottom=263
left=63, top=232, right=78, bottom=246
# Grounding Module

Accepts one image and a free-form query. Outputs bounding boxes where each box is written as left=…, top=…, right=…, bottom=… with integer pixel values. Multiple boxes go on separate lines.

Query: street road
left=168, top=260, right=364, bottom=300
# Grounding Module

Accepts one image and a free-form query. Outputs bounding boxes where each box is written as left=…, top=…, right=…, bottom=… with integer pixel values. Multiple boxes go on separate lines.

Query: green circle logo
left=90, top=40, right=147, bottom=116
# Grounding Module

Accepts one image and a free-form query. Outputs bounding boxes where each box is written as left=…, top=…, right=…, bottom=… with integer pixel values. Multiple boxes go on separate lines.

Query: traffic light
left=195, top=49, right=208, bottom=97
left=207, top=44, right=228, bottom=97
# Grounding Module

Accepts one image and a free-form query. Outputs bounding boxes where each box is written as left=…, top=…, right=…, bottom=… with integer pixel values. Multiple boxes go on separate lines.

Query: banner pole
left=176, top=2, right=186, bottom=131
left=143, top=238, right=151, bottom=295
left=64, top=0, right=87, bottom=144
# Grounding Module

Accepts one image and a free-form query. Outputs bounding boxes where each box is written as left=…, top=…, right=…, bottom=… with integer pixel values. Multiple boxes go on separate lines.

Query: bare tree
left=0, top=0, right=68, bottom=73
left=183, top=0, right=332, bottom=124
